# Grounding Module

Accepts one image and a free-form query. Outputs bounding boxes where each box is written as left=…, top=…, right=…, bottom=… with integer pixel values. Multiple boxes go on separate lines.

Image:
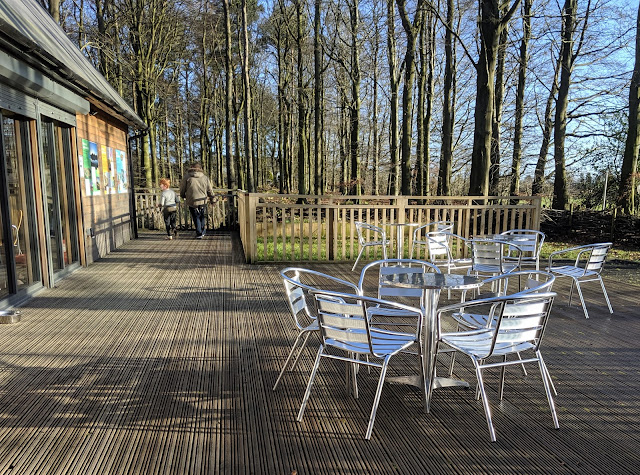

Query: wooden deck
left=0, top=230, right=638, bottom=474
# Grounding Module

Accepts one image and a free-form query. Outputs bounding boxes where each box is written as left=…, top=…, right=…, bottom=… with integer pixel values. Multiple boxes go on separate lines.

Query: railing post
left=397, top=196, right=408, bottom=224
left=532, top=195, right=542, bottom=230
left=328, top=206, right=335, bottom=261
left=247, top=194, right=258, bottom=263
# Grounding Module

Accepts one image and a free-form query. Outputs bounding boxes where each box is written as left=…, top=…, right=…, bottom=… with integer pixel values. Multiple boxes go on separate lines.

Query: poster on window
left=89, top=141, right=100, bottom=194
left=80, top=139, right=92, bottom=195
left=107, top=147, right=116, bottom=193
left=116, top=149, right=128, bottom=193
left=100, top=145, right=116, bottom=194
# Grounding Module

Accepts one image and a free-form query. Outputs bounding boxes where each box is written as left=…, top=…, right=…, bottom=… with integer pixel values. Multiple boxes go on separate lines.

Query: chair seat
left=548, top=265, right=597, bottom=280
left=327, top=327, right=415, bottom=356
left=441, top=329, right=536, bottom=358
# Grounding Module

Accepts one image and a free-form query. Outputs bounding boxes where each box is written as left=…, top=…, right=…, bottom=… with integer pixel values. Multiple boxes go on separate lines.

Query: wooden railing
left=135, top=189, right=237, bottom=232
left=236, top=193, right=542, bottom=263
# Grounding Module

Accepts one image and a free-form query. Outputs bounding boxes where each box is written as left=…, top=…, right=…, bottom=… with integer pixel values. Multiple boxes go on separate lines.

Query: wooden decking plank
left=0, top=231, right=639, bottom=473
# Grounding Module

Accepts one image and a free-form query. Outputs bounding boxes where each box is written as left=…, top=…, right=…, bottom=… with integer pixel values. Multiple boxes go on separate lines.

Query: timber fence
left=236, top=193, right=542, bottom=263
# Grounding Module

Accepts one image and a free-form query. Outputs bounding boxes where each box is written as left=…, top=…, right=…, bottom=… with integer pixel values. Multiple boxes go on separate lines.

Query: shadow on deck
left=0, top=230, right=638, bottom=473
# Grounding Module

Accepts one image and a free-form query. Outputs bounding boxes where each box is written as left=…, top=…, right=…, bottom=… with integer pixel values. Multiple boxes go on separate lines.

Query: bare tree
left=241, top=0, right=255, bottom=191
left=553, top=0, right=590, bottom=210
left=619, top=2, right=640, bottom=214
left=397, top=0, right=425, bottom=195
left=510, top=0, right=532, bottom=197
left=387, top=0, right=400, bottom=195
left=468, top=0, right=521, bottom=196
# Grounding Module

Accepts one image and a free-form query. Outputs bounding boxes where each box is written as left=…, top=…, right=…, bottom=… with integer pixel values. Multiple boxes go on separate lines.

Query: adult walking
left=180, top=162, right=214, bottom=239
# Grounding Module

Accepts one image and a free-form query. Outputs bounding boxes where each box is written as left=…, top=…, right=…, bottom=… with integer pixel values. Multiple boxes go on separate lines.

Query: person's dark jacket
left=179, top=167, right=214, bottom=207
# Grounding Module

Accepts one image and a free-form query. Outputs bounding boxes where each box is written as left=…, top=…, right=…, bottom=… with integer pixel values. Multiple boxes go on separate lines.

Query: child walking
left=158, top=178, right=178, bottom=239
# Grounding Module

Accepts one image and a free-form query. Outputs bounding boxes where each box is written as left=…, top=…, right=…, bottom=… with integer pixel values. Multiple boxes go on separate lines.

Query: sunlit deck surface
left=1, top=230, right=638, bottom=474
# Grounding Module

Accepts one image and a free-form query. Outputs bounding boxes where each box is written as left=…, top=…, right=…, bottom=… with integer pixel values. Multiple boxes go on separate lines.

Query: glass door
left=41, top=120, right=79, bottom=274
left=0, top=112, right=41, bottom=299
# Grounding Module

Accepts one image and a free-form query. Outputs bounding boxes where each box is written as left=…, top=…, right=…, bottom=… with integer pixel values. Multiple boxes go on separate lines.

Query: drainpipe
left=127, top=129, right=149, bottom=239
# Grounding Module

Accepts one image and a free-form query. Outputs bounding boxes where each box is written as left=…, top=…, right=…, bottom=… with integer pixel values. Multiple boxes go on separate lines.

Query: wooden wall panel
left=75, top=111, right=132, bottom=264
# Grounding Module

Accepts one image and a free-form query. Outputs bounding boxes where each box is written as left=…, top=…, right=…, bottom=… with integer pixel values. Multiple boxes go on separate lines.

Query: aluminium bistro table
left=381, top=272, right=483, bottom=412
left=386, top=222, right=420, bottom=259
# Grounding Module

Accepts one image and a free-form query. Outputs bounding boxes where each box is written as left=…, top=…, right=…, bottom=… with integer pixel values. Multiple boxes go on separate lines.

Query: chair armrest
left=547, top=243, right=596, bottom=269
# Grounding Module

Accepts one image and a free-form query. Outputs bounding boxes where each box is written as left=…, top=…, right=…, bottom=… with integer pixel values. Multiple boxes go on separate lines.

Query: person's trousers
left=189, top=205, right=207, bottom=237
left=163, top=209, right=176, bottom=235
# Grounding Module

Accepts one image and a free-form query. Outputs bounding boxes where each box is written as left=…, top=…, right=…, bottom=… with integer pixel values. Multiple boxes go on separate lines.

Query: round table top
left=382, top=272, right=483, bottom=290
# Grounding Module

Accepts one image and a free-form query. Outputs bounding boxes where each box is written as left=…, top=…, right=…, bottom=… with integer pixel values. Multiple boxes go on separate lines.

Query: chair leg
left=291, top=332, right=313, bottom=370
left=574, top=281, right=590, bottom=319
left=474, top=359, right=497, bottom=442
left=352, top=246, right=366, bottom=271
left=297, top=345, right=324, bottom=422
left=516, top=351, right=528, bottom=376
left=598, top=277, right=613, bottom=313
left=273, top=330, right=309, bottom=391
left=365, top=355, right=390, bottom=440
left=568, top=280, right=575, bottom=307
left=539, top=354, right=557, bottom=396
left=537, top=351, right=559, bottom=430
left=498, top=355, right=507, bottom=401
left=348, top=353, right=359, bottom=399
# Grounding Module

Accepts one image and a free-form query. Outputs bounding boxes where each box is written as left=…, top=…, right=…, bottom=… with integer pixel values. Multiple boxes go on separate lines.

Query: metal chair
left=352, top=222, right=390, bottom=271
left=274, top=268, right=359, bottom=391
left=447, top=271, right=556, bottom=393
left=420, top=231, right=473, bottom=275
left=410, top=221, right=454, bottom=259
left=468, top=239, right=522, bottom=295
left=436, top=292, right=559, bottom=442
left=500, top=229, right=545, bottom=270
left=358, top=258, right=440, bottom=305
left=452, top=270, right=555, bottom=330
left=297, top=290, right=423, bottom=440
left=546, top=242, right=613, bottom=319
left=357, top=259, right=439, bottom=343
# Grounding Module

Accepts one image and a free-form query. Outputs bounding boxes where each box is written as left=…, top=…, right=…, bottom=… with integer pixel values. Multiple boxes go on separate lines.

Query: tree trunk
left=241, top=0, right=255, bottom=192
left=469, top=0, right=521, bottom=196
left=422, top=10, right=435, bottom=197
left=510, top=0, right=532, bottom=198
left=313, top=0, right=324, bottom=195
left=397, top=0, right=424, bottom=196
left=387, top=0, right=400, bottom=195
left=619, top=2, right=640, bottom=214
left=372, top=12, right=380, bottom=196
left=489, top=3, right=509, bottom=196
left=416, top=15, right=426, bottom=196
left=295, top=0, right=307, bottom=197
left=49, top=0, right=60, bottom=23
left=552, top=0, right=577, bottom=210
left=349, top=0, right=361, bottom=196
left=532, top=55, right=561, bottom=196
left=223, top=0, right=236, bottom=190
left=439, top=0, right=455, bottom=196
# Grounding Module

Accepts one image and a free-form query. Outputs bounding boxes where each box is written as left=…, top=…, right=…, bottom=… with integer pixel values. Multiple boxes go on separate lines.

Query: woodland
left=43, top=0, right=640, bottom=213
